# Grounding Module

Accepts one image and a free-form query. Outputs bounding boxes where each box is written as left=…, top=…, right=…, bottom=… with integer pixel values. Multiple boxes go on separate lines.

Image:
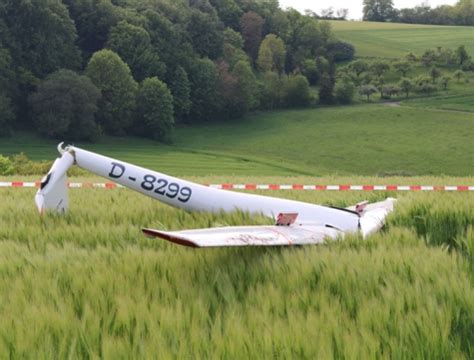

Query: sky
left=278, top=0, right=459, bottom=20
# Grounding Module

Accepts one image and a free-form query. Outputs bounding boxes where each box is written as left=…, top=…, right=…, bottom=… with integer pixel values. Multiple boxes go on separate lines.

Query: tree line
left=0, top=0, right=355, bottom=142
left=363, top=0, right=474, bottom=26
left=338, top=46, right=472, bottom=102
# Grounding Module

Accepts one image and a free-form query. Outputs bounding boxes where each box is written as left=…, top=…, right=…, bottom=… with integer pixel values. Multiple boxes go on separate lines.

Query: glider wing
left=142, top=224, right=342, bottom=248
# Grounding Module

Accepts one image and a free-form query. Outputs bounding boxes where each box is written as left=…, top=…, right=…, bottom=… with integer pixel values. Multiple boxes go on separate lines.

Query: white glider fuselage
left=72, top=146, right=360, bottom=231
left=35, top=144, right=395, bottom=246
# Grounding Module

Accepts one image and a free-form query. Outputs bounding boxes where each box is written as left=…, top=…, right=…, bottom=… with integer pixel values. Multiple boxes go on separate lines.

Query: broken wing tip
left=142, top=228, right=200, bottom=248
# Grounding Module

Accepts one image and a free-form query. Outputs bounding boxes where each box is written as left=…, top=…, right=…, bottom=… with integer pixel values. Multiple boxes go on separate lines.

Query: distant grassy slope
left=174, top=105, right=474, bottom=176
left=0, top=134, right=301, bottom=176
left=329, top=20, right=474, bottom=58
left=2, top=104, right=473, bottom=177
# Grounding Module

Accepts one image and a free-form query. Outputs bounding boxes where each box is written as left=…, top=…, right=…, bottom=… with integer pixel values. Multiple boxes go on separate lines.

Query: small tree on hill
left=453, top=70, right=464, bottom=83
left=455, top=45, right=470, bottom=66
left=370, top=61, right=390, bottom=78
left=430, top=66, right=441, bottom=83
left=382, top=85, right=400, bottom=99
left=359, top=84, right=378, bottom=102
left=136, top=77, right=174, bottom=142
left=405, top=52, right=417, bottom=62
left=440, top=76, right=451, bottom=90
left=349, top=60, right=369, bottom=86
left=393, top=61, right=411, bottom=77
left=398, top=78, right=413, bottom=98
left=421, top=49, right=436, bottom=67
left=335, top=78, right=355, bottom=104
left=282, top=74, right=312, bottom=107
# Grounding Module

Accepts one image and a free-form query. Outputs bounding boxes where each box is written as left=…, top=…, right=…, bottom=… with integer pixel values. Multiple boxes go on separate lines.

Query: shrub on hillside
left=326, top=41, right=355, bottom=62
left=282, top=74, right=312, bottom=107
left=0, top=154, right=13, bottom=175
left=335, top=79, right=355, bottom=104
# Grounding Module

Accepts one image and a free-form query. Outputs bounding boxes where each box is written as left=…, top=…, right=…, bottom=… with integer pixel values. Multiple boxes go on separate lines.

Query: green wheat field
left=0, top=175, right=473, bottom=358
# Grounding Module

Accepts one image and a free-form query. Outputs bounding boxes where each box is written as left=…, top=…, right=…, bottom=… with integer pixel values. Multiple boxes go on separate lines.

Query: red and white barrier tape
left=1, top=182, right=474, bottom=191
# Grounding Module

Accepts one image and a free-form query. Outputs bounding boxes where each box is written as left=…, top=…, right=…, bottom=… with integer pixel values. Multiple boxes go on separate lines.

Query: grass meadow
left=2, top=103, right=474, bottom=178
left=329, top=20, right=474, bottom=58
left=0, top=176, right=473, bottom=358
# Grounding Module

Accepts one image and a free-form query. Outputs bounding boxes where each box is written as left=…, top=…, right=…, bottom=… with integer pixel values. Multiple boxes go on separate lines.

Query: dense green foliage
left=0, top=0, right=345, bottom=141
left=85, top=50, right=138, bottom=135
left=0, top=179, right=472, bottom=357
left=2, top=101, right=474, bottom=177
left=363, top=0, right=474, bottom=25
left=136, top=77, right=174, bottom=142
left=29, top=70, right=101, bottom=140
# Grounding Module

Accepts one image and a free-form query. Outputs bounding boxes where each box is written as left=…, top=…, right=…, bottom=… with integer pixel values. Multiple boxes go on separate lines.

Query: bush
left=282, top=74, right=312, bottom=107
left=335, top=79, right=355, bottom=104
left=0, top=154, right=14, bottom=175
left=327, top=41, right=355, bottom=62
left=3, top=153, right=87, bottom=176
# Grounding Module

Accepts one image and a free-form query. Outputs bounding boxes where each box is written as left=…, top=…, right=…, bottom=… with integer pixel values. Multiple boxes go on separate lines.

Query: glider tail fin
left=35, top=143, right=74, bottom=214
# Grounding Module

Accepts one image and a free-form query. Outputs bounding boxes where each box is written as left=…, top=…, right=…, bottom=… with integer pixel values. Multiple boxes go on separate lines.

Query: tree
left=301, top=59, right=319, bottom=85
left=62, top=0, right=120, bottom=57
left=187, top=58, right=220, bottom=122
left=370, top=61, right=390, bottom=78
left=398, top=78, right=413, bottom=98
left=326, top=41, right=355, bottom=62
left=257, top=34, right=286, bottom=74
left=335, top=79, right=356, bottom=104
left=453, top=70, right=464, bottom=83
left=349, top=60, right=369, bottom=85
left=187, top=9, right=224, bottom=60
left=232, top=60, right=260, bottom=111
left=381, top=85, right=400, bottom=99
left=240, top=11, right=264, bottom=61
left=215, top=60, right=241, bottom=119
left=0, top=47, right=15, bottom=135
left=282, top=74, right=312, bottom=107
left=430, top=66, right=441, bottom=83
left=0, top=95, right=14, bottom=136
left=136, top=77, right=174, bottom=142
left=441, top=75, right=451, bottom=90
left=393, top=61, right=411, bottom=77
left=405, top=52, right=417, bottom=62
left=455, top=45, right=470, bottom=66
left=363, top=0, right=396, bottom=21
left=85, top=50, right=138, bottom=135
left=222, top=28, right=249, bottom=68
left=0, top=0, right=81, bottom=78
left=318, top=74, right=335, bottom=104
left=106, top=21, right=165, bottom=81
left=421, top=49, right=436, bottom=67
left=261, top=71, right=282, bottom=110
left=29, top=70, right=101, bottom=140
left=359, top=85, right=378, bottom=102
left=169, top=67, right=191, bottom=122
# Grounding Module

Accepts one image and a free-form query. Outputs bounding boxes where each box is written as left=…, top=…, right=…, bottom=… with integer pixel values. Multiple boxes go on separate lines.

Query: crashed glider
left=35, top=143, right=395, bottom=247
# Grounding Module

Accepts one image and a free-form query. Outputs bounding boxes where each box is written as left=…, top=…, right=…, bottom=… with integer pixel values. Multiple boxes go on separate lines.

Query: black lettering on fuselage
left=109, top=162, right=125, bottom=179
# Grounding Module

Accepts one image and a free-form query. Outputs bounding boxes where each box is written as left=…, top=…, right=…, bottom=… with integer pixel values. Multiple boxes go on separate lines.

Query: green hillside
left=2, top=103, right=473, bottom=177
left=329, top=20, right=474, bottom=58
